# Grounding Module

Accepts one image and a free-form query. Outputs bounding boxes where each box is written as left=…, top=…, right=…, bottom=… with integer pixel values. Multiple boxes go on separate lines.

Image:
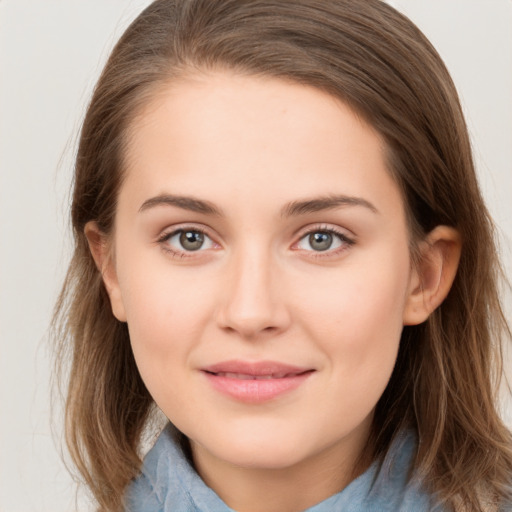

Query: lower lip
left=202, top=371, right=314, bottom=403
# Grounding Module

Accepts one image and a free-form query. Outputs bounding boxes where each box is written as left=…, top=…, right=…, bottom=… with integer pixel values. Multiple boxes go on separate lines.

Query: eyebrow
left=139, top=194, right=222, bottom=216
left=138, top=193, right=378, bottom=217
left=281, top=195, right=379, bottom=217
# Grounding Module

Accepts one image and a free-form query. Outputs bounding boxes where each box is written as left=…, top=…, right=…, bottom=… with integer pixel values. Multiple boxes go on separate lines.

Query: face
left=104, top=73, right=419, bottom=474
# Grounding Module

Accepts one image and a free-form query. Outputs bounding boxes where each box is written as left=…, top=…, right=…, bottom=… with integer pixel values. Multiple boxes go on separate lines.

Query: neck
left=190, top=424, right=373, bottom=512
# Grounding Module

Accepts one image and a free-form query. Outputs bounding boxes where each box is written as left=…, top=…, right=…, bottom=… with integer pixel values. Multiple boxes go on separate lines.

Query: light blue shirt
left=126, top=425, right=443, bottom=511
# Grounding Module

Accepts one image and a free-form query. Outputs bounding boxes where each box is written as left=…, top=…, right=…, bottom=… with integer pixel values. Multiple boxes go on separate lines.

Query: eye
left=160, top=228, right=216, bottom=253
left=295, top=229, right=353, bottom=253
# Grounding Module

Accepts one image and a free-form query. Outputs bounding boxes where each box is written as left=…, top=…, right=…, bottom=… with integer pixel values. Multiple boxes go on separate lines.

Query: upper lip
left=201, top=360, right=314, bottom=378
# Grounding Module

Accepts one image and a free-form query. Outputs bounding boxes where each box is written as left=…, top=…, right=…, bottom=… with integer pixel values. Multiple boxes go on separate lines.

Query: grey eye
left=296, top=230, right=346, bottom=252
left=180, top=230, right=205, bottom=251
left=308, top=232, right=333, bottom=251
left=164, top=229, right=215, bottom=252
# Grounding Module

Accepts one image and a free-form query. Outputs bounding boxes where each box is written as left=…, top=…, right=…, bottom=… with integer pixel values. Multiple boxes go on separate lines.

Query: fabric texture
left=125, top=424, right=443, bottom=512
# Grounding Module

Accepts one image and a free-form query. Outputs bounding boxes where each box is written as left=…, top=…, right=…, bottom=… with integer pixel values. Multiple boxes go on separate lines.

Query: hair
left=52, top=1, right=512, bottom=510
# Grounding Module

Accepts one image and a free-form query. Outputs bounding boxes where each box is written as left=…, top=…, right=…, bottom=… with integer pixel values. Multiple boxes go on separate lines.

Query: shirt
left=125, top=425, right=443, bottom=511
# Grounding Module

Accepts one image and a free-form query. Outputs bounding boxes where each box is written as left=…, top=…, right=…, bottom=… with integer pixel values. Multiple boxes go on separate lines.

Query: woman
left=53, top=1, right=512, bottom=510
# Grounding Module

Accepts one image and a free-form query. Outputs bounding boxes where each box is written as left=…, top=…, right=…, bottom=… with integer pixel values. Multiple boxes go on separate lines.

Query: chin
left=219, top=442, right=308, bottom=470
left=190, top=424, right=317, bottom=470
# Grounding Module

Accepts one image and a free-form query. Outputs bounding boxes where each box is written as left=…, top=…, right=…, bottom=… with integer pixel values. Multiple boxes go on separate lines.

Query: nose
left=216, top=245, right=291, bottom=339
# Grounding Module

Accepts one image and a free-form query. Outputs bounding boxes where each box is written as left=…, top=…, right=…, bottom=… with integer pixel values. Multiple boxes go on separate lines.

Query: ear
left=84, top=221, right=127, bottom=322
left=403, top=225, right=461, bottom=326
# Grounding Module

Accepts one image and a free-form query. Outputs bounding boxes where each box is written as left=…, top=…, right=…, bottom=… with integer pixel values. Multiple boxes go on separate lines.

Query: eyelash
left=293, top=225, right=355, bottom=259
left=156, top=224, right=355, bottom=259
left=157, top=226, right=215, bottom=258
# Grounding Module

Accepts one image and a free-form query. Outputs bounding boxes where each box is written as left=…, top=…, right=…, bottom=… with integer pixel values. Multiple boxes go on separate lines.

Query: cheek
left=113, top=242, right=213, bottom=388
left=291, top=246, right=411, bottom=391
left=121, top=276, right=209, bottom=361
left=116, top=232, right=209, bottom=334
left=297, top=258, right=408, bottom=344
left=119, top=274, right=207, bottom=415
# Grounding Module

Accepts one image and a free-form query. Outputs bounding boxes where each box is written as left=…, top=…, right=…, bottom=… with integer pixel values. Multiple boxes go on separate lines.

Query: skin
left=87, top=72, right=461, bottom=512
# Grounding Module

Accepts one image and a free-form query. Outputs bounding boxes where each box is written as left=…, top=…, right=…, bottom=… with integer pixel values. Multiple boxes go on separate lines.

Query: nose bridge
left=218, top=241, right=288, bottom=337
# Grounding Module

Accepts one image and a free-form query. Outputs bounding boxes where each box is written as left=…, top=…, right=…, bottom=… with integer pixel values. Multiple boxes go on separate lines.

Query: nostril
left=215, top=276, right=291, bottom=337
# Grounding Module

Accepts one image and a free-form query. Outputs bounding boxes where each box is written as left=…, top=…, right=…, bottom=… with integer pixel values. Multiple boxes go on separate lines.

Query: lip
left=201, top=360, right=315, bottom=403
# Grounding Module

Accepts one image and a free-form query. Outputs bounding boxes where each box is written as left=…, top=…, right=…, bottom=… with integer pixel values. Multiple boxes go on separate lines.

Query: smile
left=201, top=360, right=315, bottom=403
left=211, top=372, right=299, bottom=380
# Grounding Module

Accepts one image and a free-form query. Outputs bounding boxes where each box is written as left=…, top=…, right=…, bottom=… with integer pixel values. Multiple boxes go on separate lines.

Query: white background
left=0, top=1, right=511, bottom=511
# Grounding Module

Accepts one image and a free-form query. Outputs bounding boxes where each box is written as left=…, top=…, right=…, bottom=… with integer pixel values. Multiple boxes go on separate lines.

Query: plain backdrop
left=0, top=1, right=511, bottom=511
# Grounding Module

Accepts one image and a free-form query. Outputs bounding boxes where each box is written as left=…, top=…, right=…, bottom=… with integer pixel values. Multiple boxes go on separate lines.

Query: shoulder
left=124, top=426, right=194, bottom=511
left=124, top=424, right=233, bottom=512
left=373, top=431, right=445, bottom=512
left=125, top=427, right=457, bottom=511
left=311, top=431, right=446, bottom=512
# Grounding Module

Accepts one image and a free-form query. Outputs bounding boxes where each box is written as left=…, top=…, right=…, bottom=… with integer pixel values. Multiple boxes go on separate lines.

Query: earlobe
left=403, top=225, right=461, bottom=326
left=84, top=221, right=127, bottom=322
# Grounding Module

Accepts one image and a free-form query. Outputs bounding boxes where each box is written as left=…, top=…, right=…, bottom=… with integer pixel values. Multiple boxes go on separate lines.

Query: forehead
left=120, top=72, right=404, bottom=220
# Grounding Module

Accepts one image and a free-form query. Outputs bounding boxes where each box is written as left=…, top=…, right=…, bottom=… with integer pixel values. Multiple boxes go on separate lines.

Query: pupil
left=309, top=232, right=332, bottom=251
left=180, top=231, right=204, bottom=251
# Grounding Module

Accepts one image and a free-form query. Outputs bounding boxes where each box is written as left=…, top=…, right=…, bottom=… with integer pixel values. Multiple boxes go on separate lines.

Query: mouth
left=201, top=360, right=315, bottom=403
left=208, top=371, right=309, bottom=380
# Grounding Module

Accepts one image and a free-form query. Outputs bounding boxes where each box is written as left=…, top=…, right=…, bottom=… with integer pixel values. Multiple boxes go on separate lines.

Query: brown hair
left=53, top=0, right=512, bottom=510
